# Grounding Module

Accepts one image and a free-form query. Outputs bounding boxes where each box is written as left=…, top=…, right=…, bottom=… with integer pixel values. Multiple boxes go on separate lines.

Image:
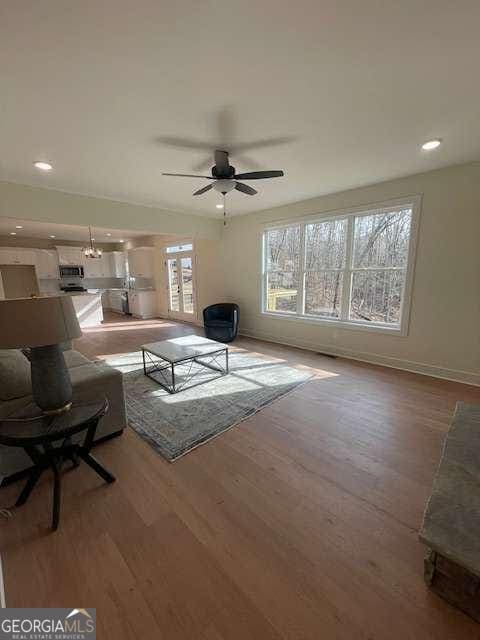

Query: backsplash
left=39, top=277, right=125, bottom=293
left=39, top=276, right=154, bottom=293
left=128, top=276, right=154, bottom=290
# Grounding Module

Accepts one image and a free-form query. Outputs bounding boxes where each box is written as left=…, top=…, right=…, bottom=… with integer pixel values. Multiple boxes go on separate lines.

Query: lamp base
left=29, top=344, right=73, bottom=415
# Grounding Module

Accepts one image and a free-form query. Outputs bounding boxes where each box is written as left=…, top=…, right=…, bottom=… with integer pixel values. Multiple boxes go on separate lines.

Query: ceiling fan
left=162, top=149, right=284, bottom=198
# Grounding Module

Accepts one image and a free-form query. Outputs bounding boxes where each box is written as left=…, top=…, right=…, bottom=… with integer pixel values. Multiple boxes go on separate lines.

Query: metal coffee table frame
left=142, top=345, right=229, bottom=394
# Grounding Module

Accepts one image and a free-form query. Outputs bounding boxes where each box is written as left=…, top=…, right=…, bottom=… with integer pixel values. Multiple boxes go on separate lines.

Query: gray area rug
left=103, top=348, right=313, bottom=461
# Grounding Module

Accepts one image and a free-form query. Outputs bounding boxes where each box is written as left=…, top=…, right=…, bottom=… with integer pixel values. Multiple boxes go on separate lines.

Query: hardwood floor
left=1, top=312, right=479, bottom=639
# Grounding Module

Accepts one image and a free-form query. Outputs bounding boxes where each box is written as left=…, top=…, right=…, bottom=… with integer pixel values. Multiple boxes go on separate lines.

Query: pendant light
left=84, top=226, right=102, bottom=259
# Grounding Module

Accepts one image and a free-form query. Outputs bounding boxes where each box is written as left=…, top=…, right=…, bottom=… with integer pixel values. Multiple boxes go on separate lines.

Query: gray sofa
left=0, top=348, right=127, bottom=482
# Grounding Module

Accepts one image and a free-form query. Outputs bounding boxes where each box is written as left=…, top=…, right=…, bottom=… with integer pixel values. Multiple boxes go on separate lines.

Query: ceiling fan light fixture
left=213, top=179, right=236, bottom=194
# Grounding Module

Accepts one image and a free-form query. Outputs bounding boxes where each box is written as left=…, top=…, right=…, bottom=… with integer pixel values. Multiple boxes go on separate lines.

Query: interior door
left=167, top=253, right=195, bottom=319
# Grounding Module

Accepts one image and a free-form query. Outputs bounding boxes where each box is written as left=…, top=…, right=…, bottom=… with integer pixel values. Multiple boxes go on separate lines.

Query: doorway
left=166, top=246, right=195, bottom=320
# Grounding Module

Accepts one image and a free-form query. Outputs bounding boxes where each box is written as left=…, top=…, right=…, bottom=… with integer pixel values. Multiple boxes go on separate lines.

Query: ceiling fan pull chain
left=223, top=192, right=227, bottom=226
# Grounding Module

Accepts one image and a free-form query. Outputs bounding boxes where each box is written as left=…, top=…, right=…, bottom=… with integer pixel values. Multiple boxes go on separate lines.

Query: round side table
left=0, top=393, right=116, bottom=531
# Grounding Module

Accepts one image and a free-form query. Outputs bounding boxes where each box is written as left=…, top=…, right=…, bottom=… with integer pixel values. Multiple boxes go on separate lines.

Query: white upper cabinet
left=109, top=251, right=127, bottom=278
left=56, top=245, right=85, bottom=265
left=0, top=247, right=37, bottom=265
left=128, top=247, right=154, bottom=278
left=84, top=255, right=106, bottom=278
left=35, top=249, right=59, bottom=279
left=83, top=257, right=100, bottom=278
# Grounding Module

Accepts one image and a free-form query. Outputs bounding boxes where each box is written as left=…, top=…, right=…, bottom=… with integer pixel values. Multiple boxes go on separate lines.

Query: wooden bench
left=419, top=402, right=480, bottom=621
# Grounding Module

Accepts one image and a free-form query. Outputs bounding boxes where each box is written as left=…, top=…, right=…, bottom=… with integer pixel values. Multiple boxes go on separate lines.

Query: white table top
left=142, top=335, right=228, bottom=363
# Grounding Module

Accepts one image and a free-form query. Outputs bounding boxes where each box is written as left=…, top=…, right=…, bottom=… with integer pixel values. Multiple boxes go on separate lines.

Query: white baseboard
left=239, top=328, right=480, bottom=387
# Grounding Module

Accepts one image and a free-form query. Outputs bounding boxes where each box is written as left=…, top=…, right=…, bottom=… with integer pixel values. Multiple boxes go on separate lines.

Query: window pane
left=265, top=226, right=301, bottom=272
left=305, top=271, right=343, bottom=318
left=266, top=271, right=298, bottom=313
left=306, top=218, right=347, bottom=270
left=353, top=209, right=412, bottom=268
left=167, top=258, right=179, bottom=312
left=181, top=257, right=194, bottom=314
left=350, top=269, right=405, bottom=325
left=166, top=243, right=193, bottom=253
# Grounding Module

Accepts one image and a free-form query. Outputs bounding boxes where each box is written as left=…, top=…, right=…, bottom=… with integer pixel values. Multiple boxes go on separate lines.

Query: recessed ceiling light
left=216, top=204, right=224, bottom=209
left=15, top=225, right=23, bottom=229
left=49, top=235, right=56, bottom=238
left=10, top=232, right=16, bottom=236
left=106, top=233, right=112, bottom=237
left=34, top=161, right=53, bottom=171
left=119, top=239, right=124, bottom=243
left=421, top=139, right=442, bottom=151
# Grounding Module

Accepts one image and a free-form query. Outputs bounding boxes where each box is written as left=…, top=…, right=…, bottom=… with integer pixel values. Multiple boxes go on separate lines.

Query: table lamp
left=0, top=296, right=82, bottom=414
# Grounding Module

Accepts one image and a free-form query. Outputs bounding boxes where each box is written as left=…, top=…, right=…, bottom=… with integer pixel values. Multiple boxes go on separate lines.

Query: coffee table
left=141, top=336, right=229, bottom=393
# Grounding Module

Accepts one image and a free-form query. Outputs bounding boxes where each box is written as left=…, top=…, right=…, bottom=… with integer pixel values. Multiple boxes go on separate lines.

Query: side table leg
left=44, top=442, right=61, bottom=531
left=16, top=445, right=46, bottom=507
left=16, top=465, right=43, bottom=507
left=78, top=451, right=116, bottom=483
left=78, top=420, right=116, bottom=484
left=51, top=459, right=61, bottom=531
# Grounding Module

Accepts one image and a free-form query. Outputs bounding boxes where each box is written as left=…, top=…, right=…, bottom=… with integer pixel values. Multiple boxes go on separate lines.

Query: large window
left=262, top=199, right=419, bottom=333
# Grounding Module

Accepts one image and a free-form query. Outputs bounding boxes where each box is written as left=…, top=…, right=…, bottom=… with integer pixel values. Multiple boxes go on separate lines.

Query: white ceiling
left=1, top=1, right=479, bottom=218
left=0, top=217, right=147, bottom=244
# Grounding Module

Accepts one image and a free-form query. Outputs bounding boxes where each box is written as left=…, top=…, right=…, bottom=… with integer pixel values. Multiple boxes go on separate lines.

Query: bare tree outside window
left=263, top=204, right=414, bottom=330
left=305, top=219, right=347, bottom=318
left=350, top=209, right=411, bottom=324
left=265, top=226, right=301, bottom=312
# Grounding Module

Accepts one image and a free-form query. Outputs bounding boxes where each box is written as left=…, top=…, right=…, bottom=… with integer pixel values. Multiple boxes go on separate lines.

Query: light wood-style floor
left=2, top=313, right=480, bottom=639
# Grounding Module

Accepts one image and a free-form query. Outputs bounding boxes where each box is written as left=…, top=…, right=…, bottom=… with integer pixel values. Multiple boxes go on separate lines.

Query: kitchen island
left=68, top=292, right=104, bottom=328
left=38, top=292, right=104, bottom=328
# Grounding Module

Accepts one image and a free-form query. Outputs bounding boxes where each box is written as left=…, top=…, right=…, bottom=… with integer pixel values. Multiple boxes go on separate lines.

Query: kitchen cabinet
left=128, top=247, right=154, bottom=278
left=84, top=257, right=101, bottom=278
left=101, top=290, right=111, bottom=309
left=108, top=289, right=125, bottom=313
left=0, top=247, right=36, bottom=265
left=84, top=253, right=112, bottom=278
left=35, top=249, right=59, bottom=279
left=109, top=251, right=127, bottom=278
left=56, top=246, right=85, bottom=266
left=129, top=290, right=156, bottom=318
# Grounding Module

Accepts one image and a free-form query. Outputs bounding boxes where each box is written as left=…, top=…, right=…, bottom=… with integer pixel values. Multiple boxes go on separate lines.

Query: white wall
left=0, top=181, right=222, bottom=240
left=222, top=162, right=480, bottom=385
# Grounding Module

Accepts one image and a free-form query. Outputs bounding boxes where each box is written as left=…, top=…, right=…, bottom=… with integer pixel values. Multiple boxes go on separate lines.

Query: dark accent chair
left=203, top=303, right=240, bottom=343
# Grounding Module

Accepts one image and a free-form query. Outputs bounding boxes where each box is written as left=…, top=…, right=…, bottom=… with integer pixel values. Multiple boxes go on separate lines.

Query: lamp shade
left=0, top=296, right=81, bottom=349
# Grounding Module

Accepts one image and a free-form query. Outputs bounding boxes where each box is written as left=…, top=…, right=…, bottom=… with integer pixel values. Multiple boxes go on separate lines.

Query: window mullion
left=295, top=224, right=306, bottom=316
left=341, top=216, right=354, bottom=321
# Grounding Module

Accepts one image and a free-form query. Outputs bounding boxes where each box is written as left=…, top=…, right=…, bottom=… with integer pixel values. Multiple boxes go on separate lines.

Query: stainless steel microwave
left=59, top=265, right=84, bottom=278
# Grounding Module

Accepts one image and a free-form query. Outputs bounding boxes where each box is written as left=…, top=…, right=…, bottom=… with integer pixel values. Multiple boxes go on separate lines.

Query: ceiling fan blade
left=193, top=184, right=214, bottom=196
left=162, top=173, right=214, bottom=179
left=156, top=136, right=213, bottom=151
left=235, top=182, right=257, bottom=196
left=234, top=170, right=284, bottom=180
left=214, top=150, right=230, bottom=176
